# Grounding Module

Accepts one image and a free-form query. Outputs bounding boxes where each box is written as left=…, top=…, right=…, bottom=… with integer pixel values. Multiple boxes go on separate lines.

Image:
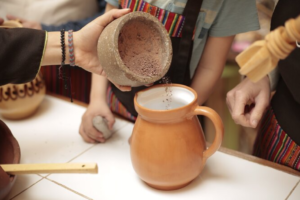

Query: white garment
left=0, top=0, right=98, bottom=25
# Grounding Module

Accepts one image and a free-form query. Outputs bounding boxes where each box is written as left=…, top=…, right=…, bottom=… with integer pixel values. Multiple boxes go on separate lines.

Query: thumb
left=250, top=100, right=269, bottom=128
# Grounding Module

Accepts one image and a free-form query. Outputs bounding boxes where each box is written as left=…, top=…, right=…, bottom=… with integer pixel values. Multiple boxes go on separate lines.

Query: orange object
left=236, top=15, right=300, bottom=82
left=130, top=84, right=224, bottom=190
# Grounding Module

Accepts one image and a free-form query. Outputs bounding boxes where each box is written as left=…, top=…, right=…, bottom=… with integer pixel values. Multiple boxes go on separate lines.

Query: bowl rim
left=112, top=11, right=173, bottom=83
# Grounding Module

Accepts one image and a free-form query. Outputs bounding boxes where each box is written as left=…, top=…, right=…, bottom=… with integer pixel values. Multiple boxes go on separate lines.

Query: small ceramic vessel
left=97, top=12, right=172, bottom=87
left=0, top=73, right=46, bottom=119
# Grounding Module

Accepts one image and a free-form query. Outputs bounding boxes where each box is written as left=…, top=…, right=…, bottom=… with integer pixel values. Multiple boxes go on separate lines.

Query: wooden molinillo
left=236, top=15, right=300, bottom=82
left=1, top=163, right=98, bottom=175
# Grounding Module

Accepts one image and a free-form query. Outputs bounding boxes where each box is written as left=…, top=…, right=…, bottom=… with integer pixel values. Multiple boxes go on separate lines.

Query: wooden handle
left=0, top=163, right=98, bottom=175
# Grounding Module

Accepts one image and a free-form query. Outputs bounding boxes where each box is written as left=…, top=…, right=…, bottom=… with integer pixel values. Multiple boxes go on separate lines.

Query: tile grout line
left=66, top=143, right=97, bottom=163
left=36, top=123, right=132, bottom=198
left=285, top=179, right=300, bottom=200
left=39, top=119, right=131, bottom=177
left=17, top=121, right=131, bottom=199
left=45, top=177, right=93, bottom=200
left=50, top=121, right=132, bottom=168
left=10, top=177, right=45, bottom=200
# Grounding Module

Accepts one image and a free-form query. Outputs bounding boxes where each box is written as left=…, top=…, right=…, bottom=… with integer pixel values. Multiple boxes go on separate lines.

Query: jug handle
left=193, top=106, right=224, bottom=158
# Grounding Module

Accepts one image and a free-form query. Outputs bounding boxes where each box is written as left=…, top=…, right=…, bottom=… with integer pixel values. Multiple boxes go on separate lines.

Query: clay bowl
left=97, top=12, right=172, bottom=87
left=0, top=73, right=46, bottom=120
left=0, top=120, right=21, bottom=199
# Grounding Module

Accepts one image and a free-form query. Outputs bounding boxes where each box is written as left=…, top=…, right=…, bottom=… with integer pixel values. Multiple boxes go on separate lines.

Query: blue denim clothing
left=41, top=0, right=106, bottom=31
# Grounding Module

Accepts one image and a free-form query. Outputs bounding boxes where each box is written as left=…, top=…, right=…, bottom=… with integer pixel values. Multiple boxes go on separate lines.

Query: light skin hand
left=79, top=74, right=115, bottom=143
left=40, top=8, right=131, bottom=91
left=73, top=8, right=130, bottom=75
left=226, top=76, right=271, bottom=128
left=6, top=15, right=42, bottom=30
left=79, top=100, right=115, bottom=143
left=74, top=8, right=132, bottom=91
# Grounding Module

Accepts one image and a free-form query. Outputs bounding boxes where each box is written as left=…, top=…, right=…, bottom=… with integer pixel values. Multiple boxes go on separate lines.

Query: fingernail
left=251, top=120, right=258, bottom=127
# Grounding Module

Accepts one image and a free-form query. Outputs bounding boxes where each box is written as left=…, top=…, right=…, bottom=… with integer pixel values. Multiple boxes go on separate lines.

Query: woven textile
left=106, top=85, right=137, bottom=121
left=40, top=66, right=92, bottom=103
left=253, top=107, right=300, bottom=171
left=119, top=0, right=185, bottom=37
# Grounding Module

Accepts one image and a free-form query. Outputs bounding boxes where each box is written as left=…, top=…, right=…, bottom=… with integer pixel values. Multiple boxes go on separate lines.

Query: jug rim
left=134, top=83, right=198, bottom=113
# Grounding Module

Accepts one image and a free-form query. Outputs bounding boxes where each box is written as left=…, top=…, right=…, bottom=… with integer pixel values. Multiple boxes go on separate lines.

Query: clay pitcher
left=131, top=84, right=224, bottom=190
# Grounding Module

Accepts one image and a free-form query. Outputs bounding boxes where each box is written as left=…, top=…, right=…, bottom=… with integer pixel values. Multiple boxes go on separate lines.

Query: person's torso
left=271, top=0, right=300, bottom=145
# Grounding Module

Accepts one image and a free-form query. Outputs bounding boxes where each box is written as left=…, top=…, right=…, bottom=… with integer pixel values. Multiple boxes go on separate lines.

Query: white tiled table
left=1, top=94, right=300, bottom=200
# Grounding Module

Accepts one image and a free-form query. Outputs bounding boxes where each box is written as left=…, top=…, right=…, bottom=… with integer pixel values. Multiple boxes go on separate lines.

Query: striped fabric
left=106, top=85, right=137, bottom=121
left=253, top=107, right=300, bottom=171
left=119, top=0, right=185, bottom=37
left=40, top=66, right=92, bottom=103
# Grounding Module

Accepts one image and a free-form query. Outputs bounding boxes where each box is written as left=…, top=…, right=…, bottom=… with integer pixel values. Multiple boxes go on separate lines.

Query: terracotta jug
left=131, top=84, right=224, bottom=190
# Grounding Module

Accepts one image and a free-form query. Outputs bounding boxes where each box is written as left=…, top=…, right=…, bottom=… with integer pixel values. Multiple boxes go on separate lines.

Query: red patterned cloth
left=253, top=107, right=300, bottom=171
left=119, top=0, right=186, bottom=37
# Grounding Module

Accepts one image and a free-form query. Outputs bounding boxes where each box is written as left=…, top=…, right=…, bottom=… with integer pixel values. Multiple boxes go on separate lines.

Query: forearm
left=42, top=32, right=73, bottom=66
left=191, top=36, right=234, bottom=105
left=191, top=67, right=223, bottom=105
left=90, top=74, right=109, bottom=103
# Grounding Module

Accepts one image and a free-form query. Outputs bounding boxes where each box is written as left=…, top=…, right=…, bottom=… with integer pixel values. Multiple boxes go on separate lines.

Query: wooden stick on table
left=1, top=163, right=98, bottom=175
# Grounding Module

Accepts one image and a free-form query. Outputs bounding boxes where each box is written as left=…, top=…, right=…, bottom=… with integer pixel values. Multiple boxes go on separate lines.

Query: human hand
left=226, top=76, right=271, bottom=128
left=0, top=18, right=3, bottom=25
left=79, top=101, right=115, bottom=143
left=6, top=15, right=42, bottom=29
left=73, top=8, right=131, bottom=91
left=73, top=9, right=130, bottom=76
